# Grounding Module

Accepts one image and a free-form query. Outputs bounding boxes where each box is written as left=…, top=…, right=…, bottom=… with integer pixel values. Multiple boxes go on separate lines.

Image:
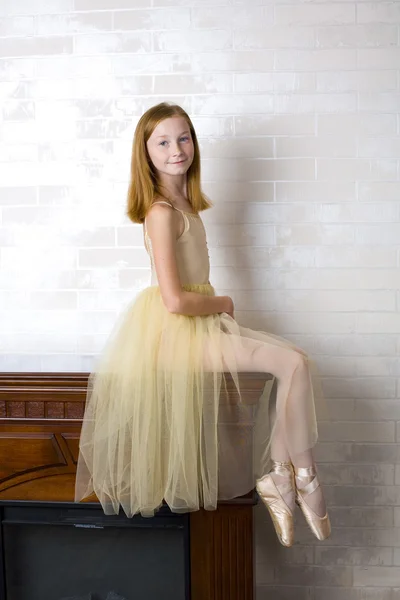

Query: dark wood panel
left=0, top=421, right=81, bottom=500
left=190, top=505, right=254, bottom=600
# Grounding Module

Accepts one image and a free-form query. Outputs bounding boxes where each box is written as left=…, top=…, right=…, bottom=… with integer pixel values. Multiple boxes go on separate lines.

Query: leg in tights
left=203, top=333, right=326, bottom=517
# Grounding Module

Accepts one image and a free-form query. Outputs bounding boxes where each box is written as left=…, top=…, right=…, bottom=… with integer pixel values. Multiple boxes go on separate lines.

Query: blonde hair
left=126, top=102, right=212, bottom=224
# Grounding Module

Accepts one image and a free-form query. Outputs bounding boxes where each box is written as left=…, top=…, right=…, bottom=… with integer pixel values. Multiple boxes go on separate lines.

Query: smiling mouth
left=171, top=159, right=186, bottom=164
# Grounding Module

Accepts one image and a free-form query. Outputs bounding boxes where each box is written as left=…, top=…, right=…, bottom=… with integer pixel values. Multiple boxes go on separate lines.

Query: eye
left=180, top=136, right=190, bottom=142
left=159, top=140, right=168, bottom=146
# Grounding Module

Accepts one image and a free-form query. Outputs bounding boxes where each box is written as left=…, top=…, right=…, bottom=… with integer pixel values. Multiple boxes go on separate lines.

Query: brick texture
left=0, top=1, right=399, bottom=596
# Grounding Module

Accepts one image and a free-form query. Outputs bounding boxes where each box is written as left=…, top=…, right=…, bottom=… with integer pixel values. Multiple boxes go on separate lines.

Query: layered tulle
left=75, top=283, right=322, bottom=518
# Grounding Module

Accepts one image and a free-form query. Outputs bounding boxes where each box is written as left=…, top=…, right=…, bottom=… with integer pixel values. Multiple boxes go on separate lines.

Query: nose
left=171, top=141, right=183, bottom=155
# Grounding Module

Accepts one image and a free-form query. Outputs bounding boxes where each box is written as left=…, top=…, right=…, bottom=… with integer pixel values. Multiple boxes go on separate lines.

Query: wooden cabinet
left=0, top=372, right=268, bottom=600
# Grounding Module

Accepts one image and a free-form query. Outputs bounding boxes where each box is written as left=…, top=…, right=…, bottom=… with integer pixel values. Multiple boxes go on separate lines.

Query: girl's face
left=146, top=116, right=194, bottom=179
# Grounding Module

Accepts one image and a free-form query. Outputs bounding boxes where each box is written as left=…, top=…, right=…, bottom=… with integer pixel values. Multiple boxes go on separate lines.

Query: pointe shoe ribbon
left=256, top=460, right=295, bottom=548
left=295, top=465, right=331, bottom=541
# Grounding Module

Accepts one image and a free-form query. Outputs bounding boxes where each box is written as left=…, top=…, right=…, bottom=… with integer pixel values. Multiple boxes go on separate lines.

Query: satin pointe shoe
left=294, top=465, right=331, bottom=541
left=256, top=460, right=295, bottom=547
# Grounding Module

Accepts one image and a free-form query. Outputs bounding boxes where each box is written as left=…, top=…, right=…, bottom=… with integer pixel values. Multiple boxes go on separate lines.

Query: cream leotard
left=144, top=200, right=210, bottom=287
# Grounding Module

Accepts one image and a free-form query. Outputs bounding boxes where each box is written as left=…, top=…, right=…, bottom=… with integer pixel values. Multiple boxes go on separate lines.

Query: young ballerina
left=75, top=101, right=331, bottom=547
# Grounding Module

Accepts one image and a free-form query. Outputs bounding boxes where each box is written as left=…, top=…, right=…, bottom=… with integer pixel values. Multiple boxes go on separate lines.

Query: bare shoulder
left=146, top=201, right=177, bottom=236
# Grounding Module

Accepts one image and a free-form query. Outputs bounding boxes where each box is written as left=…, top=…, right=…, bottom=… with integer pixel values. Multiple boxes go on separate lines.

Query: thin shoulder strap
left=151, top=201, right=188, bottom=219
left=151, top=200, right=174, bottom=209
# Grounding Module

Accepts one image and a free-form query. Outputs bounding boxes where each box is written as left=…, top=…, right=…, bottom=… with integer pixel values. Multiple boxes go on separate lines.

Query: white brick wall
left=0, top=1, right=399, bottom=597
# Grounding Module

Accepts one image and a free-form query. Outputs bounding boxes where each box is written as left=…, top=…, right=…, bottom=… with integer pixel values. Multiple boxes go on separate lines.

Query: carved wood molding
left=0, top=371, right=272, bottom=419
left=0, top=372, right=87, bottom=419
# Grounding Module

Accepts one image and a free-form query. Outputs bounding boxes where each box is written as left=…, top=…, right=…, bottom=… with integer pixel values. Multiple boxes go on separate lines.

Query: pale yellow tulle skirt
left=75, top=283, right=323, bottom=517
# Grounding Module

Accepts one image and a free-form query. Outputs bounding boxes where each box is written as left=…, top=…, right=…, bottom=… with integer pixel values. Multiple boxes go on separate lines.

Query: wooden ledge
left=0, top=371, right=273, bottom=419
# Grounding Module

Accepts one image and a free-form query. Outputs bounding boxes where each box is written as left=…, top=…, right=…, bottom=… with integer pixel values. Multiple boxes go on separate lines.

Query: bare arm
left=145, top=204, right=234, bottom=317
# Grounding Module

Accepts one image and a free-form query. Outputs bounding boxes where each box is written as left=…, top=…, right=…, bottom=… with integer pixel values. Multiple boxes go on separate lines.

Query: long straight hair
left=126, top=102, right=212, bottom=224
